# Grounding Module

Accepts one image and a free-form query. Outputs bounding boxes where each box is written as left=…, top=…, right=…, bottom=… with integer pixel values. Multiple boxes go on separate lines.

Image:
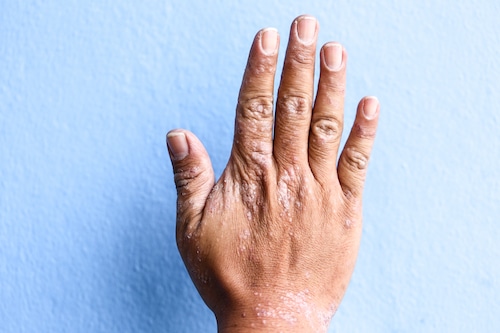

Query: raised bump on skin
left=343, top=147, right=369, bottom=170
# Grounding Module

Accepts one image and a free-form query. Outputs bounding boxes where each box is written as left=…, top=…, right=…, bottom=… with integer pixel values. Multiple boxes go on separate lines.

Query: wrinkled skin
left=167, top=15, right=379, bottom=332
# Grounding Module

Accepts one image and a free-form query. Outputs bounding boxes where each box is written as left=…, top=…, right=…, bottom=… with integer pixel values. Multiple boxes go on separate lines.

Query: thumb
left=167, top=130, right=215, bottom=236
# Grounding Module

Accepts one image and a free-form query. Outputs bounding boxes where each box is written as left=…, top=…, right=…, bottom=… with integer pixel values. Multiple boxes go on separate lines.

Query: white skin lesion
left=168, top=14, right=381, bottom=332
left=277, top=176, right=292, bottom=216
left=249, top=289, right=338, bottom=331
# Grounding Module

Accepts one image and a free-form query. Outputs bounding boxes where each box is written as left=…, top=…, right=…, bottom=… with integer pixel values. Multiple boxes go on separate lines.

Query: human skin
left=166, top=15, right=380, bottom=332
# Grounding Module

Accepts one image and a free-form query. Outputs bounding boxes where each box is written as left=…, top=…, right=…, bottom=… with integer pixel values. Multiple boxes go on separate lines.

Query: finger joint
left=353, top=123, right=377, bottom=139
left=237, top=95, right=274, bottom=121
left=311, top=117, right=342, bottom=142
left=343, top=147, right=369, bottom=171
left=277, top=93, right=311, bottom=117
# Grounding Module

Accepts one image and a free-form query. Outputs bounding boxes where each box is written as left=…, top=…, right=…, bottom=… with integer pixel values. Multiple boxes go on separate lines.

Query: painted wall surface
left=1, top=1, right=499, bottom=332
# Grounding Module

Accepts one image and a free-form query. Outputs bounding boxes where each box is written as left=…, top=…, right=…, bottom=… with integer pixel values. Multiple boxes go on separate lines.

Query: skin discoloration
left=343, top=147, right=369, bottom=170
left=167, top=15, right=379, bottom=333
left=277, top=94, right=311, bottom=116
left=311, top=117, right=342, bottom=141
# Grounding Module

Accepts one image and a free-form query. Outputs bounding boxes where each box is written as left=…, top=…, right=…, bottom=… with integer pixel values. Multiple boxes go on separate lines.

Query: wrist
left=214, top=290, right=335, bottom=333
left=217, top=316, right=324, bottom=333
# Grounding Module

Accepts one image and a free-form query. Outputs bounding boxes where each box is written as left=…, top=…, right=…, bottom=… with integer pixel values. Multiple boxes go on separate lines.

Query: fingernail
left=363, top=97, right=379, bottom=119
left=167, top=132, right=189, bottom=160
left=324, top=43, right=343, bottom=71
left=297, top=17, right=316, bottom=44
left=261, top=28, right=278, bottom=55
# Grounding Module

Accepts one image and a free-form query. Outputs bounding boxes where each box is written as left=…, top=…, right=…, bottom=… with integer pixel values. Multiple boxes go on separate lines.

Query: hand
left=166, top=15, right=379, bottom=332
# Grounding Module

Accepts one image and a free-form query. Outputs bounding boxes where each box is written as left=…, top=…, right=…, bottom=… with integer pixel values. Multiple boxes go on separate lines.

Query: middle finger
left=273, top=15, right=318, bottom=166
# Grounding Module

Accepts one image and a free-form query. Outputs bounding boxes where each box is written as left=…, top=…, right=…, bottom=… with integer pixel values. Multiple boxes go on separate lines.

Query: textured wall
left=1, top=1, right=499, bottom=332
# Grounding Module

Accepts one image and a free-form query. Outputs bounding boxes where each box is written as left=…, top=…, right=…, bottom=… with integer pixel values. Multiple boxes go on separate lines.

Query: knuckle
left=174, top=166, right=203, bottom=194
left=232, top=148, right=271, bottom=177
left=285, top=49, right=315, bottom=67
left=277, top=93, right=311, bottom=116
left=353, top=123, right=377, bottom=139
left=249, top=151, right=272, bottom=170
left=247, top=55, right=276, bottom=75
left=311, top=117, right=342, bottom=141
left=343, top=147, right=369, bottom=171
left=237, top=95, right=274, bottom=121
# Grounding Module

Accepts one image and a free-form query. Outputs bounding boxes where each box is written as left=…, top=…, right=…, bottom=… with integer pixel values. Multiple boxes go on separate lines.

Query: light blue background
left=1, top=1, right=499, bottom=332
